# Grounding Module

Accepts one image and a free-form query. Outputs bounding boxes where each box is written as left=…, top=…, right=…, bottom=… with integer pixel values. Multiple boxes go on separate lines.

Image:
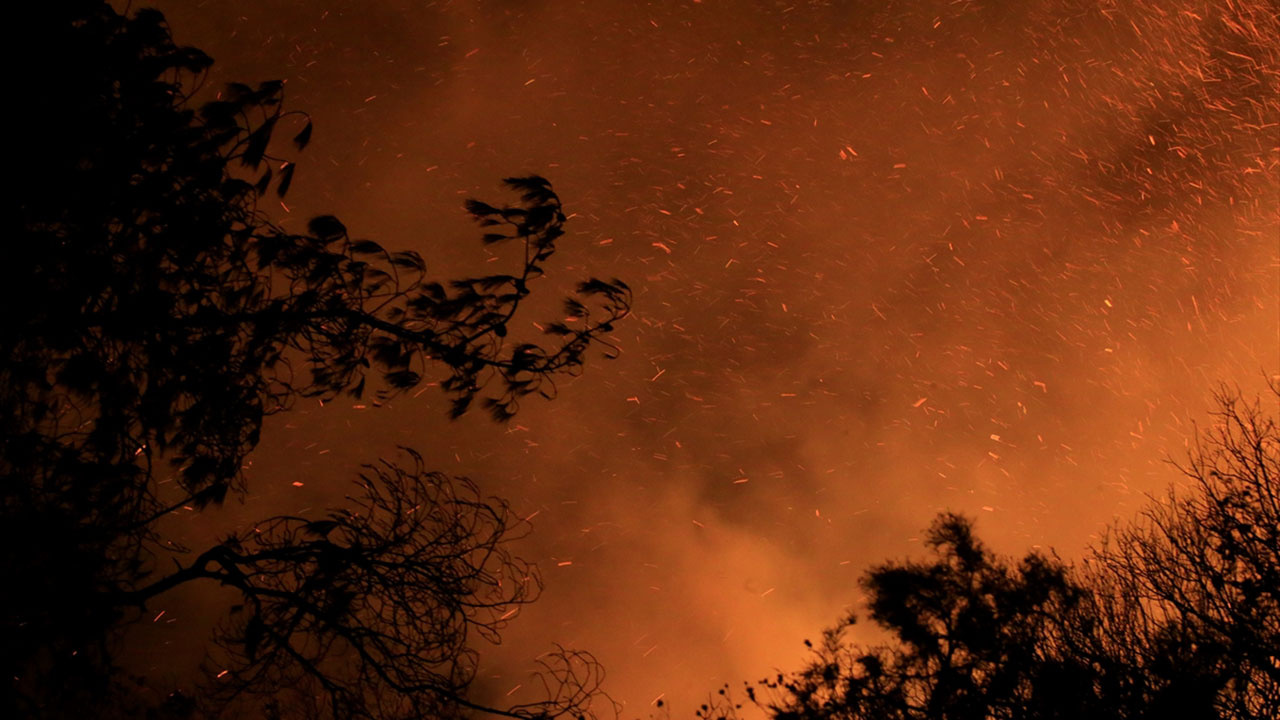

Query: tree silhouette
left=718, top=516, right=1117, bottom=720
left=156, top=451, right=604, bottom=720
left=1088, top=388, right=1280, bottom=718
left=4, top=3, right=627, bottom=718
left=708, top=387, right=1278, bottom=720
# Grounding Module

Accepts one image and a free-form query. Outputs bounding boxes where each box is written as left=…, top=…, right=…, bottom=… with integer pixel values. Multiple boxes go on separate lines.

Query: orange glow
left=127, top=0, right=1280, bottom=714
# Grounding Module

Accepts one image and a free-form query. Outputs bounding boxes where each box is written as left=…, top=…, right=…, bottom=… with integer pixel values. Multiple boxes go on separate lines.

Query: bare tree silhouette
left=134, top=451, right=607, bottom=720
left=1089, top=387, right=1280, bottom=718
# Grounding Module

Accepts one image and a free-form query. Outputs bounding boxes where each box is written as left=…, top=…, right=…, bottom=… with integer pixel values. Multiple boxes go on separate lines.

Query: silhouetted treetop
left=706, top=388, right=1278, bottom=720
left=5, top=3, right=627, bottom=717
left=1087, top=388, right=1280, bottom=719
left=734, top=514, right=1109, bottom=720
left=6, top=0, right=627, bottom=549
left=151, top=450, right=606, bottom=720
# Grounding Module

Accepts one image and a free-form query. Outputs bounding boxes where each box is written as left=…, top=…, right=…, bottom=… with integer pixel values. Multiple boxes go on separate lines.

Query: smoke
left=131, top=0, right=1278, bottom=715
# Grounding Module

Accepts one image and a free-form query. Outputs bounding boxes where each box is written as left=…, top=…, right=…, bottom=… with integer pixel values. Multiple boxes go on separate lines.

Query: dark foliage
left=706, top=388, right=1278, bottom=720
left=3, top=2, right=627, bottom=718
left=722, top=516, right=1116, bottom=720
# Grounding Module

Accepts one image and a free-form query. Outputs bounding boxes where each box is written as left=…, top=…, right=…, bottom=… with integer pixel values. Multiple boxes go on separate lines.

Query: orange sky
left=131, top=1, right=1278, bottom=715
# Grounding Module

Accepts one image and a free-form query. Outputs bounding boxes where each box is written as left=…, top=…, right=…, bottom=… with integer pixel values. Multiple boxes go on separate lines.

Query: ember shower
left=132, top=0, right=1278, bottom=714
